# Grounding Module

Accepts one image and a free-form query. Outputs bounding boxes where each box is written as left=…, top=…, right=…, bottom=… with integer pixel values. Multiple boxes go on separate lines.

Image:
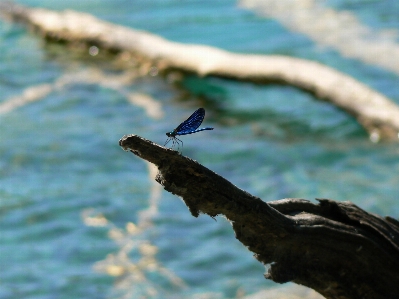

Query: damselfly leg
left=164, top=137, right=183, bottom=151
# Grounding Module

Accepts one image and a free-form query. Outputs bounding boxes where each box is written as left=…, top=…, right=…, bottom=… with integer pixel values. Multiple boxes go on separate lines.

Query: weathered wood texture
left=119, top=134, right=399, bottom=299
left=1, top=1, right=399, bottom=140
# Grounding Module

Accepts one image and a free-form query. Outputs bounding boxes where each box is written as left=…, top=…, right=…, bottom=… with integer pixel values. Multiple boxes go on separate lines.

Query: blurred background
left=1, top=0, right=399, bottom=298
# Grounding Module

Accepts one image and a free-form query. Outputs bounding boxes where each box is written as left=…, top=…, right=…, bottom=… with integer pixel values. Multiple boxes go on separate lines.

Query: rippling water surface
left=1, top=1, right=399, bottom=298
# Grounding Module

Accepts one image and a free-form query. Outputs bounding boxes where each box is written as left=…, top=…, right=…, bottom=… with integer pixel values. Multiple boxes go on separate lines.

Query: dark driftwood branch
left=119, top=134, right=399, bottom=299
left=1, top=1, right=399, bottom=140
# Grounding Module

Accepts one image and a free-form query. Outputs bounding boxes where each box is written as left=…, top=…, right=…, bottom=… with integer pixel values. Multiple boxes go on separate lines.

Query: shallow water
left=1, top=1, right=399, bottom=298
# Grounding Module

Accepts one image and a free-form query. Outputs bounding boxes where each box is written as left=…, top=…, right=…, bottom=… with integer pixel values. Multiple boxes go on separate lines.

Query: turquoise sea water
left=1, top=1, right=399, bottom=298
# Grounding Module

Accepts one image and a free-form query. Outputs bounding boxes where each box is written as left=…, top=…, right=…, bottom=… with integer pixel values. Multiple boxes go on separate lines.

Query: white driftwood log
left=1, top=1, right=399, bottom=140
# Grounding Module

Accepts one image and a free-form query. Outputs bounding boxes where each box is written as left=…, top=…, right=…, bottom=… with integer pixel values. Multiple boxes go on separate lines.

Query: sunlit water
left=1, top=1, right=399, bottom=298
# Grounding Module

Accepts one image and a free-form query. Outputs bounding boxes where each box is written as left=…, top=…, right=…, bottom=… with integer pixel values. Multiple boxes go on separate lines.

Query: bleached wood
left=1, top=1, right=399, bottom=140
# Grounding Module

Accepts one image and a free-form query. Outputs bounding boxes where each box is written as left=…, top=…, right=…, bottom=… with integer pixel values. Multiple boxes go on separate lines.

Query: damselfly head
left=166, top=131, right=174, bottom=137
